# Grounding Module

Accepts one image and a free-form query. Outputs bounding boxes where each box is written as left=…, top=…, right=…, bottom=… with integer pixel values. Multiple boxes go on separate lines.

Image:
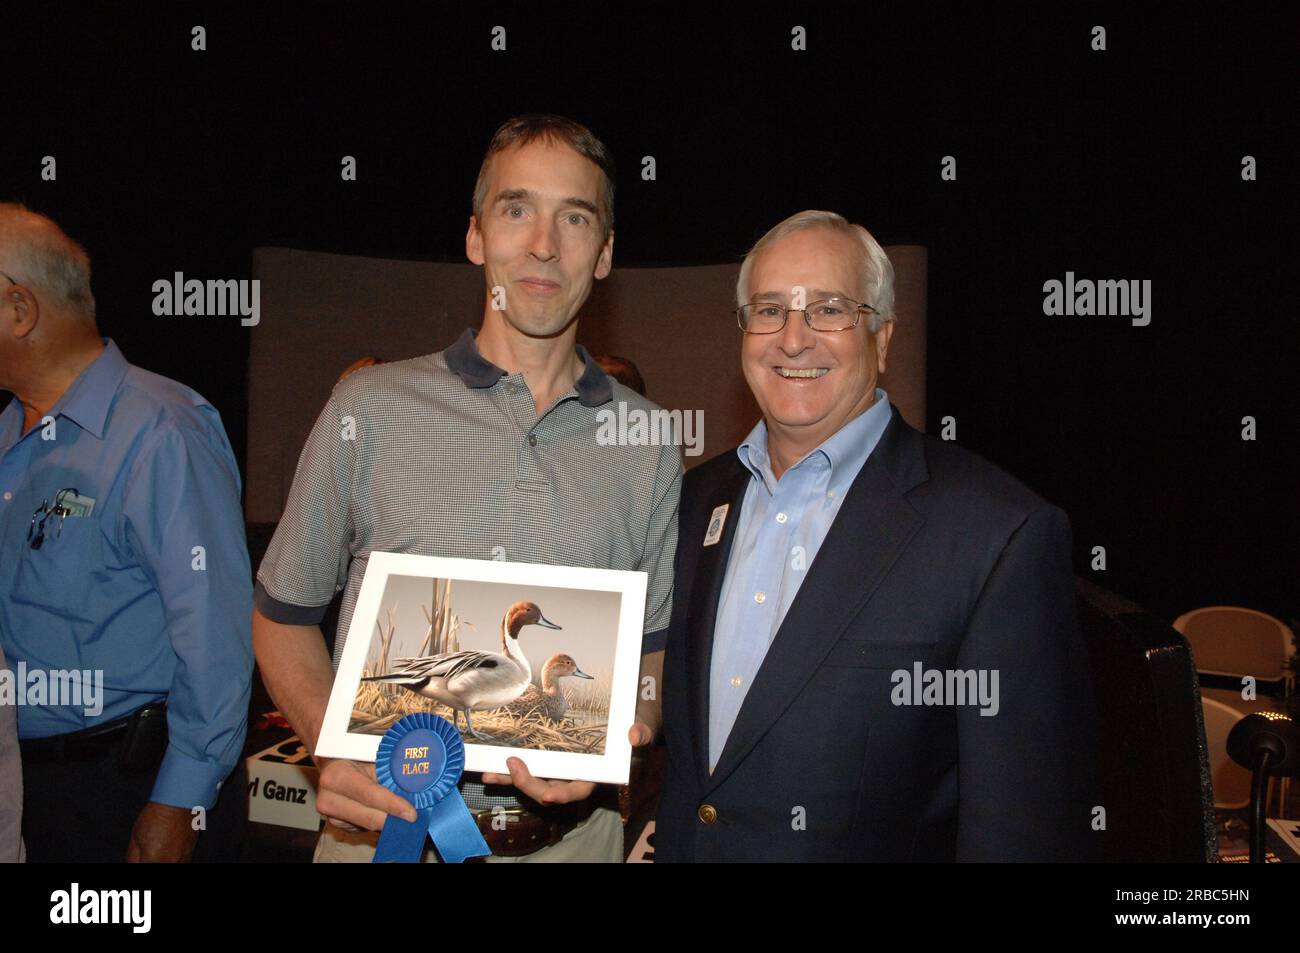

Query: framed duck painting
left=317, top=553, right=648, bottom=784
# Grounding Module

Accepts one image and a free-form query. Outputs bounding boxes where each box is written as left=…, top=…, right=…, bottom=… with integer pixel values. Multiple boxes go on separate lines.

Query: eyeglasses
left=736, top=297, right=877, bottom=334
left=27, top=488, right=80, bottom=550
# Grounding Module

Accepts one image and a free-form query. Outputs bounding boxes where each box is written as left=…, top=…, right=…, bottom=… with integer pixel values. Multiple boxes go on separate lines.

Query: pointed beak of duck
left=536, top=614, right=563, bottom=630
left=573, top=667, right=594, bottom=680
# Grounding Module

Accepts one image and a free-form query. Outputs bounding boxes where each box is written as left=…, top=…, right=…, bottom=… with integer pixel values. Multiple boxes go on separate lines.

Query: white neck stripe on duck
left=498, top=618, right=529, bottom=689
left=500, top=614, right=524, bottom=655
left=499, top=604, right=560, bottom=680
left=501, top=606, right=542, bottom=651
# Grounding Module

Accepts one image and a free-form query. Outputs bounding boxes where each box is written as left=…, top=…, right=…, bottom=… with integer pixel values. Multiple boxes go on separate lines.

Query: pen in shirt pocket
left=26, top=487, right=96, bottom=549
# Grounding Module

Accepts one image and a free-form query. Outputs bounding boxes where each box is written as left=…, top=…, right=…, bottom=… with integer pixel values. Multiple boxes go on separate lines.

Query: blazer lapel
left=686, top=458, right=752, bottom=787
left=703, top=407, right=929, bottom=793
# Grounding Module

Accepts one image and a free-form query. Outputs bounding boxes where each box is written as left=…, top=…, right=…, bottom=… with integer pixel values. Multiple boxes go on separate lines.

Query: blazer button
left=697, top=803, right=718, bottom=825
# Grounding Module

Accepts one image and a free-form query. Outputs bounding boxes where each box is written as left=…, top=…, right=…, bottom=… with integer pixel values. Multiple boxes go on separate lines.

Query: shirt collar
left=738, top=388, right=892, bottom=495
left=444, top=327, right=613, bottom=408
left=41, top=338, right=129, bottom=440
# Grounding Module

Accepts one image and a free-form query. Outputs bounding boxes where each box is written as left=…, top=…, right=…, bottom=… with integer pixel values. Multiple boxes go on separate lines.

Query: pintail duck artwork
left=505, top=653, right=593, bottom=722
left=362, top=600, right=561, bottom=740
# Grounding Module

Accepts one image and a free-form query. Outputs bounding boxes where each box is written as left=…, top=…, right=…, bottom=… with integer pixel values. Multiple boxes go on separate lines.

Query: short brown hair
left=472, top=114, right=616, bottom=237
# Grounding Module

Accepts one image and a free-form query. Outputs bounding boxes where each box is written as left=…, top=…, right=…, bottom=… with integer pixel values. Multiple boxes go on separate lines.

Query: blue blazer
left=657, top=406, right=1098, bottom=861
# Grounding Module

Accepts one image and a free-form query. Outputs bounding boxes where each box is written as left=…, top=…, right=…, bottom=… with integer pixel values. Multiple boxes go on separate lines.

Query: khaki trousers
left=313, top=804, right=624, bottom=863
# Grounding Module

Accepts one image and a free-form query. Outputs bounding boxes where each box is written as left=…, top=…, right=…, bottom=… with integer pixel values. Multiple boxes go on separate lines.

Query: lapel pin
left=703, top=504, right=729, bottom=547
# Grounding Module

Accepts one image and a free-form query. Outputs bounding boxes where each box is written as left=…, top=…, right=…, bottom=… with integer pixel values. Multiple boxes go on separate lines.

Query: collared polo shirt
left=256, top=327, right=681, bottom=661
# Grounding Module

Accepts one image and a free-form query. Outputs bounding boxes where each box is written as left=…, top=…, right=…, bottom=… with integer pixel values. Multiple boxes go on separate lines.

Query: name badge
left=59, top=491, right=96, bottom=518
left=703, top=504, right=729, bottom=547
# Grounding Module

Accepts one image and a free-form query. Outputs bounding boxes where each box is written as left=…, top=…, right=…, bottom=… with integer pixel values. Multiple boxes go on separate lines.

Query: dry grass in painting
left=565, top=670, right=613, bottom=715
left=350, top=672, right=609, bottom=755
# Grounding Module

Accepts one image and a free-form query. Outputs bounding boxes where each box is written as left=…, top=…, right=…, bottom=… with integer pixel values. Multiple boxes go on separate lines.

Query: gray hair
left=736, top=210, right=895, bottom=332
left=0, top=202, right=96, bottom=320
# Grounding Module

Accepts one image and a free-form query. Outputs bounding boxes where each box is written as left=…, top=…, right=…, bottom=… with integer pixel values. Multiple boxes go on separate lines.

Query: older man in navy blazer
left=654, top=211, right=1097, bottom=862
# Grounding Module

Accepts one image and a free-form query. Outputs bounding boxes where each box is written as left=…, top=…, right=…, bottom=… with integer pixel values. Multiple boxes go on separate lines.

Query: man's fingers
left=316, top=787, right=391, bottom=831
left=628, top=722, right=653, bottom=747
left=503, top=757, right=542, bottom=798
left=502, top=757, right=567, bottom=803
left=318, top=759, right=418, bottom=828
left=480, top=758, right=597, bottom=804
left=538, top=780, right=597, bottom=804
left=339, top=761, right=418, bottom=821
left=504, top=759, right=596, bottom=804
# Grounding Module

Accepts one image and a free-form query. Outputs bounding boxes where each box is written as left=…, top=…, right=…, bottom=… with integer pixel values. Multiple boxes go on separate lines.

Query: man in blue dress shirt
left=655, top=210, right=1096, bottom=861
left=0, top=203, right=252, bottom=862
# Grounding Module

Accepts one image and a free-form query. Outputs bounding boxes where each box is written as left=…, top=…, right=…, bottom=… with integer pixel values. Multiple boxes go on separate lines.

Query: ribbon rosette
left=373, top=712, right=490, bottom=863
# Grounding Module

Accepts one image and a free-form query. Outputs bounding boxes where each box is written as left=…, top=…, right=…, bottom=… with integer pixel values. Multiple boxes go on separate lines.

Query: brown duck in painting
left=506, top=653, right=593, bottom=722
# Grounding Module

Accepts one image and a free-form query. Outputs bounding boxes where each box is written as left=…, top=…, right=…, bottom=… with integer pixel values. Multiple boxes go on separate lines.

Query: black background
left=6, top=4, right=1296, bottom=624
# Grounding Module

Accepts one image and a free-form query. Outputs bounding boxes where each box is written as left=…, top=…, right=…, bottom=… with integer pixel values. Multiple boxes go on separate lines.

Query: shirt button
left=827, top=489, right=836, bottom=498
left=528, top=434, right=537, bottom=447
left=776, top=512, right=787, bottom=523
left=730, top=675, right=742, bottom=688
left=754, top=592, right=766, bottom=604
left=1, top=491, right=10, bottom=501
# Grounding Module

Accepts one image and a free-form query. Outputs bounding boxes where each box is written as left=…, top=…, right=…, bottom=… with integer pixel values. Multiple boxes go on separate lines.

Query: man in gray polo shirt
left=253, top=114, right=679, bottom=862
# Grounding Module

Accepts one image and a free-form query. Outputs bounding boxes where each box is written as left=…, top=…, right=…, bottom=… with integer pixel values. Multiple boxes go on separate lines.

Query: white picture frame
left=317, top=552, right=648, bottom=785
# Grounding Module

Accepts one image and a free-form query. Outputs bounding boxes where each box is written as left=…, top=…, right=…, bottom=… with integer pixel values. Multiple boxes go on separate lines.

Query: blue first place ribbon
left=373, top=712, right=491, bottom=863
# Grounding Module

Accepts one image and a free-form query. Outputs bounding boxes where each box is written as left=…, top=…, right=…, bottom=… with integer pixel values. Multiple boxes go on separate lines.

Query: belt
left=469, top=788, right=616, bottom=858
left=19, top=712, right=134, bottom=764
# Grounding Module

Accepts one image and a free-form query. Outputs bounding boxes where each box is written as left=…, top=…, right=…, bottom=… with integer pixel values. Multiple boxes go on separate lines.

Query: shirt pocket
left=11, top=516, right=106, bottom=620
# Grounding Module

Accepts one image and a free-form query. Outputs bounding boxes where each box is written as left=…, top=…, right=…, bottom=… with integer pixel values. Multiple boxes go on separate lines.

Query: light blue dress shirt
left=0, top=340, right=252, bottom=809
left=709, top=389, right=893, bottom=769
